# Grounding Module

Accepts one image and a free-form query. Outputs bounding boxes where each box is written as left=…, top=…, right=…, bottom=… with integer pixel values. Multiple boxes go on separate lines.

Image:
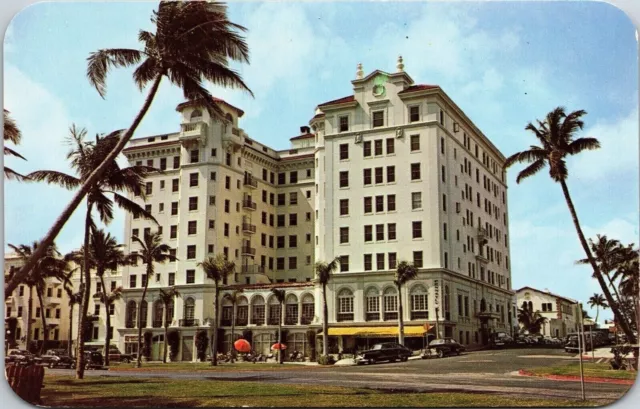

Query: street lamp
left=577, top=301, right=586, bottom=401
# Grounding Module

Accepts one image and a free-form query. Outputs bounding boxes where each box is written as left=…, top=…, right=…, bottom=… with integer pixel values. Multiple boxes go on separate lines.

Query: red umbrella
left=271, top=343, right=287, bottom=350
left=234, top=339, right=251, bottom=353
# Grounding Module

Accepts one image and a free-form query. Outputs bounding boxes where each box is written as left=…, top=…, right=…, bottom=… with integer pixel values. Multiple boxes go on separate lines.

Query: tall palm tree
left=198, top=254, right=235, bottom=366
left=88, top=229, right=128, bottom=366
left=576, top=235, right=625, bottom=304
left=8, top=242, right=67, bottom=353
left=223, top=289, right=243, bottom=363
left=27, top=126, right=156, bottom=378
left=394, top=261, right=418, bottom=345
left=517, top=302, right=547, bottom=334
left=315, top=258, right=339, bottom=357
left=505, top=107, right=635, bottom=343
left=128, top=231, right=176, bottom=368
left=587, top=293, right=608, bottom=326
left=271, top=288, right=286, bottom=364
left=3, top=109, right=28, bottom=181
left=5, top=1, right=253, bottom=299
left=157, top=287, right=181, bottom=363
left=613, top=245, right=639, bottom=330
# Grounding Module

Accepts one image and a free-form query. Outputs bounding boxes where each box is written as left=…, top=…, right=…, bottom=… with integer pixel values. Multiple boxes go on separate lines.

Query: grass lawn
left=40, top=375, right=599, bottom=407
left=527, top=363, right=637, bottom=380
left=109, top=362, right=317, bottom=371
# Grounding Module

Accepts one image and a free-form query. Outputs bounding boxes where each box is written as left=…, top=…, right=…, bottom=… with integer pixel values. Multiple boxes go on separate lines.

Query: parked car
left=5, top=349, right=37, bottom=366
left=355, top=342, right=412, bottom=364
left=490, top=332, right=513, bottom=348
left=424, top=338, right=465, bottom=358
left=514, top=336, right=528, bottom=346
left=39, top=349, right=75, bottom=369
left=102, top=346, right=133, bottom=364
left=564, top=333, right=593, bottom=353
left=83, top=350, right=104, bottom=370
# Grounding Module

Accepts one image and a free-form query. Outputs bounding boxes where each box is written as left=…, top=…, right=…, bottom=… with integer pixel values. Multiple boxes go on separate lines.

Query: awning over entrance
left=326, top=326, right=427, bottom=338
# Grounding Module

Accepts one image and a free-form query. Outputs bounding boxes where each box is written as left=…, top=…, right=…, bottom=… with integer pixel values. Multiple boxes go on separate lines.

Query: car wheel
left=122, top=358, right=130, bottom=363
left=369, top=358, right=375, bottom=365
left=49, top=362, right=55, bottom=369
left=437, top=349, right=445, bottom=359
left=401, top=356, right=408, bottom=362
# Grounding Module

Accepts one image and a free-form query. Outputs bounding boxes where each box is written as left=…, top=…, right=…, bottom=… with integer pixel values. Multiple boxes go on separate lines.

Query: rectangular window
left=412, top=221, right=422, bottom=239
left=224, top=223, right=229, bottom=237
left=376, top=253, right=385, bottom=270
left=375, top=195, right=384, bottom=212
left=190, top=149, right=199, bottom=164
left=364, top=197, right=372, bottom=214
left=375, top=224, right=384, bottom=241
left=276, top=258, right=285, bottom=270
left=188, top=220, right=197, bottom=235
left=409, top=105, right=420, bottom=122
left=386, top=166, right=395, bottom=183
left=411, top=163, right=421, bottom=180
left=289, top=235, right=297, bottom=248
left=375, top=167, right=383, bottom=184
left=339, top=171, right=349, bottom=188
left=374, top=140, right=383, bottom=156
left=364, top=225, right=373, bottom=242
left=173, top=156, right=180, bottom=169
left=410, top=134, right=420, bottom=151
left=289, top=192, right=298, bottom=205
left=188, top=197, right=198, bottom=211
left=364, top=254, right=372, bottom=271
left=339, top=199, right=349, bottom=216
left=277, top=193, right=285, bottom=206
left=339, top=144, right=349, bottom=160
left=187, top=245, right=196, bottom=260
left=290, top=171, right=298, bottom=184
left=186, top=270, right=195, bottom=284
left=289, top=257, right=297, bottom=270
left=339, top=227, right=349, bottom=244
left=388, top=252, right=397, bottom=269
left=171, top=201, right=178, bottom=216
left=363, top=168, right=372, bottom=185
left=386, top=138, right=395, bottom=155
left=363, top=141, right=371, bottom=157
left=170, top=225, right=177, bottom=239
left=130, top=275, right=137, bottom=288
left=189, top=172, right=198, bottom=187
left=289, top=213, right=298, bottom=226
left=159, top=158, right=167, bottom=170
left=172, top=178, right=179, bottom=192
left=387, top=194, right=396, bottom=211
left=339, top=115, right=349, bottom=132
left=413, top=251, right=423, bottom=268
left=443, top=223, right=448, bottom=240
left=388, top=223, right=397, bottom=240
left=145, top=182, right=153, bottom=195
left=372, top=111, right=384, bottom=127
left=412, top=192, right=422, bottom=210
left=339, top=256, right=349, bottom=272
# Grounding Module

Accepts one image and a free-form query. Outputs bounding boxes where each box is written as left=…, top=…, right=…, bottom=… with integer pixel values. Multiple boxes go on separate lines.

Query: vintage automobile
left=355, top=342, right=412, bottom=364
left=107, top=346, right=134, bottom=364
left=564, top=333, right=593, bottom=353
left=39, top=349, right=75, bottom=369
left=83, top=350, right=105, bottom=370
left=423, top=338, right=465, bottom=358
left=490, top=332, right=513, bottom=348
left=5, top=349, right=37, bottom=366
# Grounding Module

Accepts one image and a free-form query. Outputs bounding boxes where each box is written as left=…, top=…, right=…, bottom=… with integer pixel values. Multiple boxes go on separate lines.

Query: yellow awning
left=327, top=326, right=426, bottom=337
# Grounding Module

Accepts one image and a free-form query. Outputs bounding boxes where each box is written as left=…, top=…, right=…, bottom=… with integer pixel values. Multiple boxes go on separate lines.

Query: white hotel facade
left=115, top=59, right=515, bottom=360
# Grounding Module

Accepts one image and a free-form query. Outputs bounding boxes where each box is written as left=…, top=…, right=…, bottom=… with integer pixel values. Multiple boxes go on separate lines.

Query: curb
left=517, top=369, right=635, bottom=385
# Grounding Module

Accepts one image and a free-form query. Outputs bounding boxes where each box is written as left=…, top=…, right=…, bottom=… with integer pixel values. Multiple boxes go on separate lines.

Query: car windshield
left=371, top=344, right=383, bottom=350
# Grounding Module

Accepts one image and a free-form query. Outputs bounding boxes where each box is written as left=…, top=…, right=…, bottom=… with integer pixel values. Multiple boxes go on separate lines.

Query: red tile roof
left=290, top=133, right=314, bottom=141
left=398, top=84, right=439, bottom=94
left=317, top=95, right=356, bottom=108
left=175, top=97, right=245, bottom=117
left=222, top=281, right=314, bottom=291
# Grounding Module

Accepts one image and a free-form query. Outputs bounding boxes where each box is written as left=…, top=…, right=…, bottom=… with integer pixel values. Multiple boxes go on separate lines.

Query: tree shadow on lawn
left=49, top=378, right=147, bottom=387
left=43, top=395, right=203, bottom=408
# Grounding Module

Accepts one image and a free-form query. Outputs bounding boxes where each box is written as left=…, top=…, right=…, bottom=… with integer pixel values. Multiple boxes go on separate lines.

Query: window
left=226, top=153, right=232, bottom=166
left=363, top=141, right=372, bottom=157
left=410, top=134, right=421, bottom=151
left=339, top=227, right=349, bottom=244
left=224, top=223, right=229, bottom=237
left=170, top=225, right=177, bottom=239
left=173, top=156, right=180, bottom=169
left=364, top=225, right=373, bottom=242
left=339, top=199, right=349, bottom=216
left=290, top=171, right=298, bottom=184
left=364, top=254, right=373, bottom=271
left=387, top=194, right=396, bottom=211
left=443, top=223, right=448, bottom=240
left=443, top=194, right=447, bottom=212
left=172, top=179, right=179, bottom=192
left=277, top=193, right=285, bottom=206
left=412, top=192, right=422, bottom=210
left=337, top=289, right=354, bottom=321
left=159, top=203, right=165, bottom=213
left=289, top=213, right=297, bottom=226
left=375, top=195, right=384, bottom=212
left=94, top=304, right=100, bottom=316
left=388, top=252, right=397, bottom=269
left=224, top=199, right=230, bottom=213
left=376, top=253, right=385, bottom=270
left=376, top=224, right=384, bottom=241
left=386, top=138, right=395, bottom=154
left=212, top=148, right=217, bottom=157
left=130, top=275, right=137, bottom=288
left=387, top=166, right=395, bottom=183
left=289, top=192, right=298, bottom=205
left=388, top=223, right=397, bottom=240
left=383, top=288, right=398, bottom=321
left=278, top=173, right=286, bottom=185
left=190, top=149, right=199, bottom=163
left=132, top=228, right=139, bottom=238
left=339, top=115, right=349, bottom=132
left=372, top=111, right=384, bottom=127
left=276, top=258, right=285, bottom=270
left=289, top=257, right=297, bottom=269
left=375, top=167, right=383, bottom=184
left=339, top=171, right=349, bottom=188
left=411, top=163, right=421, bottom=180
left=409, top=105, right=420, bottom=122
left=186, top=270, right=195, bottom=284
left=168, top=273, right=175, bottom=286
left=189, top=172, right=198, bottom=187
left=187, top=245, right=196, bottom=260
left=188, top=197, right=198, bottom=211
left=412, top=221, right=423, bottom=239
left=339, top=144, right=349, bottom=160
left=339, top=256, right=349, bottom=272
left=363, top=168, right=372, bottom=185
left=441, top=165, right=446, bottom=183
left=160, top=158, right=167, bottom=170
left=188, top=221, right=197, bottom=235
left=413, top=251, right=423, bottom=268
left=289, top=235, right=297, bottom=248
left=364, top=197, right=372, bottom=213
left=171, top=201, right=178, bottom=216
left=145, top=182, right=153, bottom=195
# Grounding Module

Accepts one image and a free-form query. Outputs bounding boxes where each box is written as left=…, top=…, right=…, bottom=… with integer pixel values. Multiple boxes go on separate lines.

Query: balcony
left=240, top=264, right=264, bottom=274
left=179, top=318, right=200, bottom=327
left=242, top=223, right=257, bottom=234
left=475, top=252, right=489, bottom=264
left=477, top=227, right=488, bottom=245
left=222, top=126, right=243, bottom=152
left=242, top=199, right=257, bottom=211
left=243, top=175, right=258, bottom=189
left=241, top=246, right=256, bottom=257
left=179, top=121, right=207, bottom=147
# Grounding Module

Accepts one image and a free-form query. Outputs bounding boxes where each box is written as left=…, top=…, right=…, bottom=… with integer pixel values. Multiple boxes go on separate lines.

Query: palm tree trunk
left=136, top=265, right=151, bottom=368
left=559, top=180, right=636, bottom=343
left=4, top=74, right=164, bottom=299
left=76, top=203, right=93, bottom=379
left=397, top=284, right=405, bottom=345
left=230, top=304, right=236, bottom=363
left=211, top=284, right=219, bottom=366
left=278, top=302, right=283, bottom=364
left=100, top=275, right=110, bottom=367
left=163, top=305, right=169, bottom=363
left=25, top=286, right=33, bottom=352
left=322, top=283, right=328, bottom=356
left=37, top=287, right=48, bottom=355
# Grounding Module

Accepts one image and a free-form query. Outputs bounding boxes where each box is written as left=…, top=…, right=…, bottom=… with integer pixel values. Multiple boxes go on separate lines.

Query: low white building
left=515, top=286, right=580, bottom=338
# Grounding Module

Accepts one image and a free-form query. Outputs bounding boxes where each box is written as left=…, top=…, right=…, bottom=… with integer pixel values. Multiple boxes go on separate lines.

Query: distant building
left=514, top=286, right=580, bottom=337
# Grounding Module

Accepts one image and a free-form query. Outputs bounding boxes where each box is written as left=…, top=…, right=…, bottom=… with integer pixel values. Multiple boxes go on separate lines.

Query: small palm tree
left=128, top=231, right=176, bottom=368
left=157, top=287, right=181, bottom=363
left=315, top=258, right=340, bottom=357
left=198, top=254, right=235, bottom=366
left=223, top=289, right=243, bottom=363
left=394, top=261, right=418, bottom=345
left=3, top=109, right=27, bottom=181
left=517, top=302, right=547, bottom=334
left=577, top=235, right=625, bottom=303
left=506, top=107, right=635, bottom=344
left=63, top=284, right=83, bottom=357
left=587, top=293, right=608, bottom=326
left=271, top=288, right=286, bottom=364
left=4, top=1, right=253, bottom=301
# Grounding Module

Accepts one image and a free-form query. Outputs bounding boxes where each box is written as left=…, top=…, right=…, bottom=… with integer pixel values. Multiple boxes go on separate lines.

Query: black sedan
left=423, top=338, right=465, bottom=358
left=5, top=349, right=37, bottom=366
left=356, top=342, right=413, bottom=364
left=40, top=349, right=75, bottom=369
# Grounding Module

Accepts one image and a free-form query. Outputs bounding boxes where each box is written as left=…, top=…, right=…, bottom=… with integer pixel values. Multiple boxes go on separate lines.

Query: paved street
left=47, top=348, right=634, bottom=403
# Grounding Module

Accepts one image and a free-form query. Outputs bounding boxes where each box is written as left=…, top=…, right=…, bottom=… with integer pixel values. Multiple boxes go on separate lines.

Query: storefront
left=322, top=325, right=430, bottom=352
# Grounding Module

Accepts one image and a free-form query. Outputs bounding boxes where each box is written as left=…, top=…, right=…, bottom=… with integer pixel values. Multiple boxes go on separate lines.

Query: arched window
left=191, top=109, right=202, bottom=120
left=251, top=295, right=265, bottom=325
left=183, top=298, right=195, bottom=326
left=153, top=300, right=164, bottom=328
left=528, top=301, right=533, bottom=312
left=225, top=113, right=233, bottom=124
left=236, top=296, right=248, bottom=326
left=254, top=333, right=274, bottom=355
left=410, top=285, right=429, bottom=320
left=126, top=300, right=137, bottom=328
left=301, top=294, right=314, bottom=324
left=268, top=296, right=281, bottom=325
left=285, top=294, right=298, bottom=325
left=221, top=296, right=233, bottom=326
left=480, top=298, right=487, bottom=312
left=337, top=289, right=354, bottom=322
left=139, top=300, right=148, bottom=328
left=286, top=332, right=309, bottom=358
left=383, top=287, right=398, bottom=321
left=365, top=287, right=380, bottom=321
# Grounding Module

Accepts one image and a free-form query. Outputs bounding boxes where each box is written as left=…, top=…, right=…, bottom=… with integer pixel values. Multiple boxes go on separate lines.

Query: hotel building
left=116, top=58, right=515, bottom=360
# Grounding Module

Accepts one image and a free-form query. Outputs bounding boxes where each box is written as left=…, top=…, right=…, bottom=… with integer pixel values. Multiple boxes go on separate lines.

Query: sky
left=2, top=1, right=638, bottom=322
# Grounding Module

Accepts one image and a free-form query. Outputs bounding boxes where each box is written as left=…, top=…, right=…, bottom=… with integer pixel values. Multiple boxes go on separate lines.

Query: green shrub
left=317, top=355, right=335, bottom=365
left=195, top=330, right=209, bottom=361
left=167, top=331, right=180, bottom=361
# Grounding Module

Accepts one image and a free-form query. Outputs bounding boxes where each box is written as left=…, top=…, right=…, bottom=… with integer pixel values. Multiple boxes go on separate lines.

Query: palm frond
left=3, top=109, right=21, bottom=144
left=4, top=146, right=26, bottom=160
left=25, top=170, right=81, bottom=189
left=4, top=167, right=29, bottom=181
left=87, top=48, right=144, bottom=98
left=504, top=148, right=548, bottom=169
left=567, top=137, right=600, bottom=155
left=516, top=159, right=546, bottom=184
left=112, top=193, right=158, bottom=225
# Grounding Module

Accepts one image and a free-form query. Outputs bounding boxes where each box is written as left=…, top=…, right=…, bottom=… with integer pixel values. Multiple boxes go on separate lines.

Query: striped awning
left=326, top=326, right=427, bottom=337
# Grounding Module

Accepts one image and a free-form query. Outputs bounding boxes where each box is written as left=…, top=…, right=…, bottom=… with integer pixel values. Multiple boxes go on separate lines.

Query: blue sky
left=3, top=1, right=638, bottom=322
